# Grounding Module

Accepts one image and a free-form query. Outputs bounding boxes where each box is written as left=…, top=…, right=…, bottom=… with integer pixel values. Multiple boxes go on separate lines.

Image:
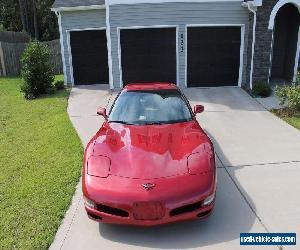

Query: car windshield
left=108, top=89, right=193, bottom=125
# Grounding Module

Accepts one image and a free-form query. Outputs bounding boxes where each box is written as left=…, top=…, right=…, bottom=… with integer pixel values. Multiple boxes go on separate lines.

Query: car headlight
left=87, top=155, right=110, bottom=178
left=84, top=196, right=95, bottom=209
left=203, top=193, right=215, bottom=206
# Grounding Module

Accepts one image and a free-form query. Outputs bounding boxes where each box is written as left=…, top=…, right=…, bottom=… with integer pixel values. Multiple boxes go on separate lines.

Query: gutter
left=242, top=1, right=258, bottom=89
left=51, top=5, right=105, bottom=13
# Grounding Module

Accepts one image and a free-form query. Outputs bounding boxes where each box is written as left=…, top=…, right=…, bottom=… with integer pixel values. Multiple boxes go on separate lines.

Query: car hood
left=92, top=121, right=211, bottom=179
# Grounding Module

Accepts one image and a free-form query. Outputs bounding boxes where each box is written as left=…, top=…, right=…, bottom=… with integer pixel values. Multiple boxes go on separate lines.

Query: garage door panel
left=70, top=30, right=108, bottom=85
left=120, top=28, right=177, bottom=84
left=187, top=27, right=241, bottom=87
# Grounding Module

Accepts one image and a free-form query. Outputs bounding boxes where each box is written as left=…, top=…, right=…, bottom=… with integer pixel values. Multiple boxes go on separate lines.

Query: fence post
left=0, top=42, right=6, bottom=76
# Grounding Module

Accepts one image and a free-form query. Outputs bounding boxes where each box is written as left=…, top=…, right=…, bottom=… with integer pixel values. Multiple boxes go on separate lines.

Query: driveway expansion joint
left=204, top=110, right=268, bottom=113
left=105, top=92, right=114, bottom=109
left=69, top=114, right=99, bottom=118
left=224, top=160, right=300, bottom=168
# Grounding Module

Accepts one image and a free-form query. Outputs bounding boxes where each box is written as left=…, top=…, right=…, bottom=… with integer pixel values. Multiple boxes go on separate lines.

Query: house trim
left=66, top=27, right=107, bottom=86
left=184, top=24, right=245, bottom=88
left=105, top=0, right=114, bottom=89
left=268, top=0, right=300, bottom=82
left=268, top=0, right=300, bottom=29
left=57, top=12, right=68, bottom=84
left=109, top=0, right=243, bottom=5
left=51, top=5, right=106, bottom=12
left=293, top=27, right=300, bottom=82
left=242, top=1, right=257, bottom=89
left=268, top=29, right=275, bottom=84
left=117, top=25, right=179, bottom=88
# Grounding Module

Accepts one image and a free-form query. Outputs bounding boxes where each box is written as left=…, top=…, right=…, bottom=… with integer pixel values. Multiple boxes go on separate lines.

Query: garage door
left=120, top=28, right=177, bottom=85
left=70, top=30, right=108, bottom=85
left=187, top=27, right=241, bottom=87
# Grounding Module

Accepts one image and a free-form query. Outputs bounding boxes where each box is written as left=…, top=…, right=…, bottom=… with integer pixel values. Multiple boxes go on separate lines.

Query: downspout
left=242, top=1, right=258, bottom=90
left=105, top=0, right=114, bottom=90
left=52, top=8, right=68, bottom=85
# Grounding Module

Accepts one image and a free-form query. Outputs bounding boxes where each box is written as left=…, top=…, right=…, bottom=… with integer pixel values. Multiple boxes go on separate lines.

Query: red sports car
left=82, top=83, right=216, bottom=226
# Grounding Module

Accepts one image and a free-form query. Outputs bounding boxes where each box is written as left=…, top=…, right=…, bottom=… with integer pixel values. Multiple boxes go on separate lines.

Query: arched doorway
left=270, top=3, right=300, bottom=83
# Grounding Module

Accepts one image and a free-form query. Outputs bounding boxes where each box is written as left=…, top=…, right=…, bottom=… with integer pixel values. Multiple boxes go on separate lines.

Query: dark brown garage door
left=70, top=30, right=108, bottom=85
left=120, top=28, right=177, bottom=85
left=187, top=27, right=241, bottom=87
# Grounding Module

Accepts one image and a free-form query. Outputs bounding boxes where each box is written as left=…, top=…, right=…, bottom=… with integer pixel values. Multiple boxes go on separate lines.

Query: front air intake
left=97, top=204, right=129, bottom=218
left=170, top=201, right=202, bottom=217
left=87, top=212, right=102, bottom=221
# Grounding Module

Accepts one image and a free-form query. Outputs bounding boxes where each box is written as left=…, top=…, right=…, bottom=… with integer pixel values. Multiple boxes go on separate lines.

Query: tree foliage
left=0, top=0, right=59, bottom=41
left=0, top=0, right=23, bottom=32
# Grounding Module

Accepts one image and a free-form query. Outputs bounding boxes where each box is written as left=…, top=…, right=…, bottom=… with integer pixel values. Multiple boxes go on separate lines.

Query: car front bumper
left=84, top=200, right=215, bottom=226
left=83, top=170, right=216, bottom=226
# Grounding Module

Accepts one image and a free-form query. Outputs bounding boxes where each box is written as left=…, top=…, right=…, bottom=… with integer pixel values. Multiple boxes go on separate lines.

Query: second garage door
left=120, top=28, right=177, bottom=85
left=187, top=27, right=241, bottom=87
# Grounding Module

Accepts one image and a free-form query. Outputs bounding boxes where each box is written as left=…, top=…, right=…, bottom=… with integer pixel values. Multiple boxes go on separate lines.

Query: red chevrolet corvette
left=82, top=83, right=217, bottom=226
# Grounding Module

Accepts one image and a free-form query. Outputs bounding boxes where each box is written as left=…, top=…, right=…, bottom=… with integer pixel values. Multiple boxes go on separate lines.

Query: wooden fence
left=0, top=31, right=30, bottom=43
left=0, top=39, right=63, bottom=77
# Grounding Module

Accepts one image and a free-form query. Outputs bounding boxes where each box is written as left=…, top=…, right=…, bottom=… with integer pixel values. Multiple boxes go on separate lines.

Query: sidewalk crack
left=59, top=194, right=82, bottom=250
left=225, top=160, right=300, bottom=168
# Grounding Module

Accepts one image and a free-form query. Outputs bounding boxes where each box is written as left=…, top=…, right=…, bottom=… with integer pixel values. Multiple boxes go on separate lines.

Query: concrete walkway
left=50, top=86, right=300, bottom=250
left=255, top=92, right=283, bottom=110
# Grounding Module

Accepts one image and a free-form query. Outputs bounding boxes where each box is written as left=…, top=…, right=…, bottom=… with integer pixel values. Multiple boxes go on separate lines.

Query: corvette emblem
left=142, top=183, right=156, bottom=191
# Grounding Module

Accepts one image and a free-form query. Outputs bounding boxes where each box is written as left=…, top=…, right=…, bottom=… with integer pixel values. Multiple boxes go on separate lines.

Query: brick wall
left=252, top=0, right=278, bottom=83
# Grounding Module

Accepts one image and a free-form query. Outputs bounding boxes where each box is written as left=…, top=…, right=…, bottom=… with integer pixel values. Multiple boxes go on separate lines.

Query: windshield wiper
left=108, top=120, right=133, bottom=125
left=142, top=122, right=165, bottom=125
left=140, top=120, right=190, bottom=125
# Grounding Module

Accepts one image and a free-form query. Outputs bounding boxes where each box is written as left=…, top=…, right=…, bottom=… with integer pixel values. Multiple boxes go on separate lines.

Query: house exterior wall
left=109, top=2, right=250, bottom=89
left=60, top=9, right=106, bottom=84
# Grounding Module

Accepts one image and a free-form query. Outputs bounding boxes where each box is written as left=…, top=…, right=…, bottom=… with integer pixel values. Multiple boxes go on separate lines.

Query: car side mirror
left=194, top=105, right=204, bottom=115
left=97, top=107, right=108, bottom=120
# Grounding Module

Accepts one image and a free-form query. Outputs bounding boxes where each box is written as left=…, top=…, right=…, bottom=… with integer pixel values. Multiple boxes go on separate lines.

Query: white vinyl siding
left=109, top=2, right=249, bottom=88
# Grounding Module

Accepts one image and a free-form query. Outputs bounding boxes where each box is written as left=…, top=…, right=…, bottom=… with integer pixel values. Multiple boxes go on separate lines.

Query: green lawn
left=272, top=109, right=300, bottom=130
left=0, top=77, right=83, bottom=249
left=280, top=115, right=300, bottom=130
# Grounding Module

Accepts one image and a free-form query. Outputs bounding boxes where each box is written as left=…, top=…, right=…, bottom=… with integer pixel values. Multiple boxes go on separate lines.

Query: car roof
left=124, top=82, right=178, bottom=91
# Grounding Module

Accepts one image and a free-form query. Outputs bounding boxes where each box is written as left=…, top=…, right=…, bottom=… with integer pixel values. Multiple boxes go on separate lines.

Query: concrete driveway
left=50, top=86, right=300, bottom=250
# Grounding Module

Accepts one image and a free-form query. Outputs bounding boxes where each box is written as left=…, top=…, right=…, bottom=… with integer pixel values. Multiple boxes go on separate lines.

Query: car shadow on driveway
left=97, top=133, right=263, bottom=249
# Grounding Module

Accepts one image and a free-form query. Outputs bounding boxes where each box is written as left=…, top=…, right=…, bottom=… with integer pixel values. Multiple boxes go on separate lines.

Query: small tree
left=21, top=41, right=54, bottom=99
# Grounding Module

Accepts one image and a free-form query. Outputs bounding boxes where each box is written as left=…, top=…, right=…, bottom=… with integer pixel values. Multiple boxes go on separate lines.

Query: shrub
left=252, top=82, right=272, bottom=97
left=275, top=85, right=300, bottom=111
left=21, top=41, right=54, bottom=99
left=53, top=80, right=65, bottom=90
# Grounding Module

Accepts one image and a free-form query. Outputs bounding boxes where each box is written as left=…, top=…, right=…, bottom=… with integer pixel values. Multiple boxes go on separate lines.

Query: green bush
left=53, top=80, right=65, bottom=90
left=21, top=41, right=54, bottom=99
left=275, top=85, right=300, bottom=110
left=252, top=82, right=272, bottom=97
